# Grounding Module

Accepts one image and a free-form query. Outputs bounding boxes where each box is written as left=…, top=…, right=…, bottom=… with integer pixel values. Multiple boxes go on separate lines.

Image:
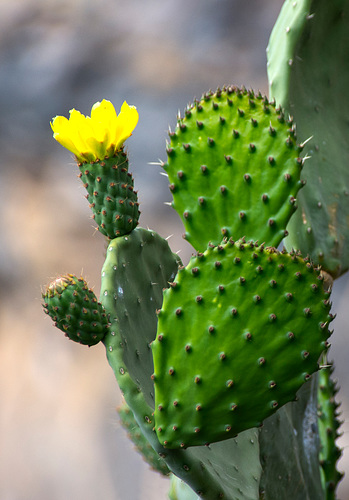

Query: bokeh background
left=1, top=0, right=349, bottom=498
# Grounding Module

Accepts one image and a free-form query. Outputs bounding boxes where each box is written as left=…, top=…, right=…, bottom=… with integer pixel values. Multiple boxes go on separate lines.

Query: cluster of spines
left=181, top=86, right=296, bottom=129
left=318, top=359, right=344, bottom=499
left=42, top=274, right=109, bottom=346
left=77, top=152, right=140, bottom=239
left=168, top=86, right=299, bottom=155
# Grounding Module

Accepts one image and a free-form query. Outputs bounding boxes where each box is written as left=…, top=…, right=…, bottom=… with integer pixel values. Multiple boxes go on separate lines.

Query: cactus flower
left=51, top=100, right=139, bottom=163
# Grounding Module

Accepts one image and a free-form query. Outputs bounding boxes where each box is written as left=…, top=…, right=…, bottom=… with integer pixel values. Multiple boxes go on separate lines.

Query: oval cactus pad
left=42, top=274, right=109, bottom=346
left=101, top=228, right=180, bottom=408
left=78, top=151, right=140, bottom=239
left=152, top=240, right=333, bottom=448
left=164, top=86, right=304, bottom=251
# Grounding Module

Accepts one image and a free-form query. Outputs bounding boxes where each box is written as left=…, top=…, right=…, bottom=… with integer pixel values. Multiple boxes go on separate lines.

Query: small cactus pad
left=268, top=1, right=349, bottom=277
left=78, top=151, right=140, bottom=239
left=164, top=86, right=304, bottom=251
left=152, top=240, right=333, bottom=448
left=117, top=402, right=170, bottom=476
left=318, top=360, right=343, bottom=499
left=101, top=228, right=181, bottom=408
left=42, top=274, right=109, bottom=346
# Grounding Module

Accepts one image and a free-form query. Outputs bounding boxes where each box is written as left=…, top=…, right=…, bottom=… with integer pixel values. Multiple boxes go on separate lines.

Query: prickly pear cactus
left=164, top=86, right=304, bottom=252
left=267, top=0, right=349, bottom=278
left=152, top=239, right=333, bottom=448
left=44, top=21, right=346, bottom=494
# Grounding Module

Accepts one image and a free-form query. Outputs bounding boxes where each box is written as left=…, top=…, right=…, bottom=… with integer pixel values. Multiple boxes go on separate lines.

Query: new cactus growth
left=42, top=2, right=347, bottom=498
left=78, top=154, right=140, bottom=238
left=42, top=274, right=109, bottom=346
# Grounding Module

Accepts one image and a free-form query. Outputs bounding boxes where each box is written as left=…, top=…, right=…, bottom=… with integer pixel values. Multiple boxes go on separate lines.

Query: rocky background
left=1, top=0, right=349, bottom=498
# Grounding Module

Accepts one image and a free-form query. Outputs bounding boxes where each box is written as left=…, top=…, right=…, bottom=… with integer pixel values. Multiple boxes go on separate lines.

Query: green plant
left=43, top=2, right=347, bottom=498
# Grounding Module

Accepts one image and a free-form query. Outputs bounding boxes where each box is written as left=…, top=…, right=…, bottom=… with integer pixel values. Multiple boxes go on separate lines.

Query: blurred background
left=1, top=0, right=349, bottom=498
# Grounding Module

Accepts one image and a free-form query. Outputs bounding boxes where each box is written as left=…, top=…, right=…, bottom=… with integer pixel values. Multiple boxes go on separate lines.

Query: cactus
left=42, top=2, right=348, bottom=498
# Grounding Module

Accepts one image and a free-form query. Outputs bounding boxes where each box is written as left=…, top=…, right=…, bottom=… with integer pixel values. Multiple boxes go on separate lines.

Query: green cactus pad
left=42, top=274, right=109, bottom=346
left=78, top=151, right=140, bottom=239
left=117, top=402, right=170, bottom=476
left=152, top=240, right=333, bottom=448
left=259, top=377, right=324, bottom=500
left=101, top=227, right=180, bottom=408
left=267, top=0, right=349, bottom=278
left=318, top=359, right=343, bottom=499
left=164, top=86, right=304, bottom=251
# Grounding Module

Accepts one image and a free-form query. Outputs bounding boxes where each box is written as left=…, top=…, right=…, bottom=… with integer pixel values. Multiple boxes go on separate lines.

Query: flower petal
left=51, top=116, right=85, bottom=161
left=113, top=102, right=139, bottom=151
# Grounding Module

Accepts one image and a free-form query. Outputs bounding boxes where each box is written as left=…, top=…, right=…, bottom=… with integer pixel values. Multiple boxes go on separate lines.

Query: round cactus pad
left=152, top=240, right=333, bottom=448
left=42, top=274, right=109, bottom=346
left=164, top=86, right=304, bottom=251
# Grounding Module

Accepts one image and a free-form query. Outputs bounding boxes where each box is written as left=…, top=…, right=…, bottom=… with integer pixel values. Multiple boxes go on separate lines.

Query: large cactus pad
left=267, top=0, right=349, bottom=278
left=152, top=240, right=333, bottom=448
left=164, top=86, right=304, bottom=251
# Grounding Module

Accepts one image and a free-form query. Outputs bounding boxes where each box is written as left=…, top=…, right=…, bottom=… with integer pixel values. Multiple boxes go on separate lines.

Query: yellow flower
left=51, top=100, right=139, bottom=163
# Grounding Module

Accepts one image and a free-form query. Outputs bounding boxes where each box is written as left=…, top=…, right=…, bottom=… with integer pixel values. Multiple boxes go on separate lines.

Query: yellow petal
left=68, top=110, right=92, bottom=152
left=91, top=100, right=117, bottom=130
left=51, top=116, right=85, bottom=161
left=113, top=102, right=139, bottom=151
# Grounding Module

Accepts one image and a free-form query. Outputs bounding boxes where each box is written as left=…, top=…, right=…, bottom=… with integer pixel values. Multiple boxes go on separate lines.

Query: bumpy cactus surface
left=165, top=87, right=304, bottom=251
left=78, top=153, right=140, bottom=238
left=42, top=274, right=109, bottom=346
left=42, top=2, right=347, bottom=498
left=153, top=241, right=332, bottom=448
